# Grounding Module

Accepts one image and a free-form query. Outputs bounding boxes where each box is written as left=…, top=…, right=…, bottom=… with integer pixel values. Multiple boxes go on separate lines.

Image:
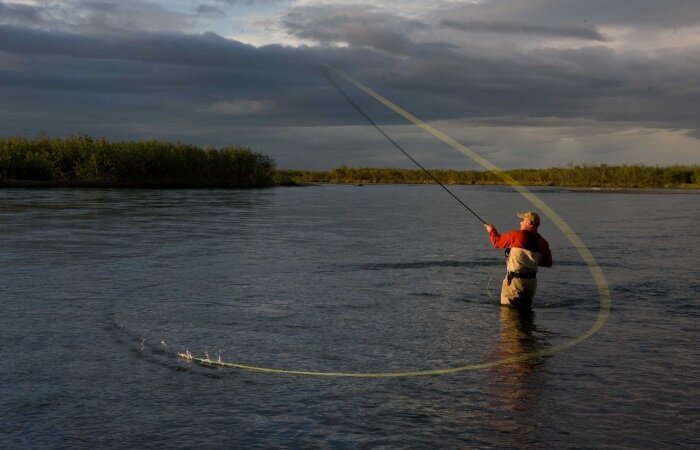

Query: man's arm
left=484, top=224, right=519, bottom=249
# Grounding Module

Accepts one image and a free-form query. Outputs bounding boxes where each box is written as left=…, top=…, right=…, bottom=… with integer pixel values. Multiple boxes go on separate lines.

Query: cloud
left=0, top=25, right=258, bottom=66
left=0, top=1, right=44, bottom=26
left=0, top=0, right=193, bottom=33
left=441, top=19, right=607, bottom=41
left=0, top=1, right=698, bottom=169
left=204, top=99, right=274, bottom=115
left=194, top=0, right=286, bottom=17
left=214, top=0, right=284, bottom=4
left=436, top=0, right=700, bottom=30
left=282, top=4, right=431, bottom=54
left=196, top=4, right=227, bottom=18
left=1, top=21, right=698, bottom=132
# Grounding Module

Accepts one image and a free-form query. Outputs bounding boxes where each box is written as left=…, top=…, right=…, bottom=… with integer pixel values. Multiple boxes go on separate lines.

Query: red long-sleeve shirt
left=488, top=228, right=553, bottom=267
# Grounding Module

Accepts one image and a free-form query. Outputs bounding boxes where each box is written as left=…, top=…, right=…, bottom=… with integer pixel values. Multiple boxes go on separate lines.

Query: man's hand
left=484, top=223, right=494, bottom=233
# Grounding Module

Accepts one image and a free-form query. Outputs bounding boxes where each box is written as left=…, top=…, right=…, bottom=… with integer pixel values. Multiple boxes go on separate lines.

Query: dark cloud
left=282, top=5, right=433, bottom=55
left=214, top=0, right=284, bottom=4
left=196, top=4, right=226, bottom=18
left=0, top=0, right=191, bottom=33
left=194, top=0, right=285, bottom=17
left=0, top=25, right=257, bottom=66
left=438, top=0, right=700, bottom=30
left=0, top=1, right=699, bottom=169
left=2, top=23, right=697, bottom=129
left=441, top=19, right=607, bottom=41
left=0, top=1, right=48, bottom=27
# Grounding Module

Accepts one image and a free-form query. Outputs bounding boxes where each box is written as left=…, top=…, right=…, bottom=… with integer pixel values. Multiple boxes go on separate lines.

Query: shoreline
left=293, top=181, right=700, bottom=193
left=0, top=179, right=274, bottom=189
left=3, top=179, right=697, bottom=193
left=560, top=186, right=700, bottom=194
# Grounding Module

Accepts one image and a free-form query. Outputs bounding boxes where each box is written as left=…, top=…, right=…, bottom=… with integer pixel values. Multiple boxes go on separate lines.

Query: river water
left=1, top=185, right=698, bottom=449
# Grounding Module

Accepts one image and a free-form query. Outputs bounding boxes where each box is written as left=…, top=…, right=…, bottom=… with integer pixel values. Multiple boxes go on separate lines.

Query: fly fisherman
left=484, top=212, right=553, bottom=308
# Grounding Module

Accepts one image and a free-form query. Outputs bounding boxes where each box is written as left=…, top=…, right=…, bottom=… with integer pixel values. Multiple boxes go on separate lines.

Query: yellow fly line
left=175, top=66, right=611, bottom=377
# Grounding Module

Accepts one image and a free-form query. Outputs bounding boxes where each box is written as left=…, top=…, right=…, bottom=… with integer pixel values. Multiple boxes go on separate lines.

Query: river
left=1, top=185, right=698, bottom=448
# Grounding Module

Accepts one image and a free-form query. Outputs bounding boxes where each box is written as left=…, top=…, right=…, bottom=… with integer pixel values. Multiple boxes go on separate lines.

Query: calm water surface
left=1, top=185, right=698, bottom=449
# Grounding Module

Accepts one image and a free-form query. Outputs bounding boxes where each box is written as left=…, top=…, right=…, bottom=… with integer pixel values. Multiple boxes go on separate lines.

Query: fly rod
left=318, top=65, right=487, bottom=225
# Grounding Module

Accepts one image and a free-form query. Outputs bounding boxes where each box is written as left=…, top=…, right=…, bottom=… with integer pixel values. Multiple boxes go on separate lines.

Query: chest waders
left=502, top=232, right=543, bottom=307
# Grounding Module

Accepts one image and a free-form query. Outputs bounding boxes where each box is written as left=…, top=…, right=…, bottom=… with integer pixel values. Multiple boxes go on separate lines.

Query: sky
left=1, top=0, right=699, bottom=170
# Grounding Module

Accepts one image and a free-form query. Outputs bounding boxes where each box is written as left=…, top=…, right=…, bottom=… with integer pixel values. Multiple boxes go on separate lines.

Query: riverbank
left=276, top=165, right=700, bottom=189
left=562, top=186, right=700, bottom=194
left=3, top=136, right=697, bottom=189
left=0, top=179, right=276, bottom=189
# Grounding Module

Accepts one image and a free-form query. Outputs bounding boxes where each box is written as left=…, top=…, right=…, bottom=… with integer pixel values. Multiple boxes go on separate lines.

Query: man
left=484, top=212, right=552, bottom=308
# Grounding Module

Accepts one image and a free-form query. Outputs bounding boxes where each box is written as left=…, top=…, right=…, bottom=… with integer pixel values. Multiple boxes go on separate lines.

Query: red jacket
left=488, top=227, right=553, bottom=267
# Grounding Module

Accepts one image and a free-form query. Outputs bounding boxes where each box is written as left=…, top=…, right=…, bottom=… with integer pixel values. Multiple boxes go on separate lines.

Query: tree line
left=2, top=135, right=697, bottom=189
left=276, top=164, right=700, bottom=189
left=0, top=135, right=276, bottom=187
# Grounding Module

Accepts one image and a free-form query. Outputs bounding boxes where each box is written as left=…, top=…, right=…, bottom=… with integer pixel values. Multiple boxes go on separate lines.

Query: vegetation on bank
left=0, top=135, right=276, bottom=187
left=2, top=135, right=696, bottom=189
left=276, top=164, right=700, bottom=189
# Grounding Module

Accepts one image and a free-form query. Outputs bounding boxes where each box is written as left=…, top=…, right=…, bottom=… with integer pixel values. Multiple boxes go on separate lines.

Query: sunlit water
left=1, top=185, right=698, bottom=449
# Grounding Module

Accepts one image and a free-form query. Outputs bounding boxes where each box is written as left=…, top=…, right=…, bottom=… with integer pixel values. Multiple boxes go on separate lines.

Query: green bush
left=0, top=135, right=276, bottom=187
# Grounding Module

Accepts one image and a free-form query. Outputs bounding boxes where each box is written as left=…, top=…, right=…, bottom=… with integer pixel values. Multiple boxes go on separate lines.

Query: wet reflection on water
left=480, top=307, right=548, bottom=446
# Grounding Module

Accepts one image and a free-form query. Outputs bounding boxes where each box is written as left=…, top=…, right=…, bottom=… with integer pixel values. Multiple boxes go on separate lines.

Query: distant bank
left=277, top=165, right=700, bottom=189
left=2, top=135, right=697, bottom=189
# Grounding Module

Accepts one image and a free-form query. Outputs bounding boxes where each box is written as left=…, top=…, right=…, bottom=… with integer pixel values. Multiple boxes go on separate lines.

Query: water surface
left=1, top=185, right=698, bottom=448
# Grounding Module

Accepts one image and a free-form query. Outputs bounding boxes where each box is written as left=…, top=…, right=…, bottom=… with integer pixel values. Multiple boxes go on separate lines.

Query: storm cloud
left=282, top=4, right=431, bottom=54
left=441, top=20, right=607, bottom=41
left=1, top=0, right=698, bottom=169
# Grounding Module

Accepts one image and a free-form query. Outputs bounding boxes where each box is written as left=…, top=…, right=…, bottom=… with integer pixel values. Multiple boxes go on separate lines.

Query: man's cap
left=517, top=211, right=540, bottom=226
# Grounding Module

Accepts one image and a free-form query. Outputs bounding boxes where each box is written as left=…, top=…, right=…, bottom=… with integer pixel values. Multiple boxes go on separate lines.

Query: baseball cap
left=517, top=211, right=540, bottom=226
